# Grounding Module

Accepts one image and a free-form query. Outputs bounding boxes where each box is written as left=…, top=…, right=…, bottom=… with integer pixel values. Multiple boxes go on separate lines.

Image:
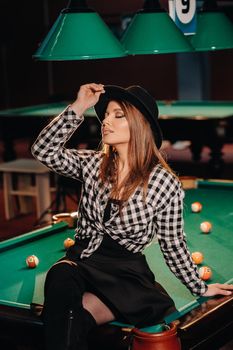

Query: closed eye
left=115, top=114, right=125, bottom=118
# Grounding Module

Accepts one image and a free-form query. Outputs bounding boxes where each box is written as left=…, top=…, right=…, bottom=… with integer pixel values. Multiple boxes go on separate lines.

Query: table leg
left=3, top=173, right=15, bottom=219
left=189, top=142, right=203, bottom=162
left=206, top=120, right=226, bottom=177
left=208, top=148, right=224, bottom=177
left=35, top=173, right=51, bottom=222
left=18, top=174, right=33, bottom=214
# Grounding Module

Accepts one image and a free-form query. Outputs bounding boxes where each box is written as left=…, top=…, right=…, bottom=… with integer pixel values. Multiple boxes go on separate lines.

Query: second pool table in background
left=0, top=100, right=232, bottom=176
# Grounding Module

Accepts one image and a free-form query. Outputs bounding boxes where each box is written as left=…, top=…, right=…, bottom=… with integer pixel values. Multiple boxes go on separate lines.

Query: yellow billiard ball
left=191, top=202, right=202, bottom=213
left=200, top=221, right=212, bottom=233
left=191, top=251, right=204, bottom=265
left=64, top=238, right=75, bottom=249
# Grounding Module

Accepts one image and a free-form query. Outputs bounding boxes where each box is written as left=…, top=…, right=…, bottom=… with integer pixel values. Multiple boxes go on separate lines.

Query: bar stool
left=0, top=158, right=52, bottom=221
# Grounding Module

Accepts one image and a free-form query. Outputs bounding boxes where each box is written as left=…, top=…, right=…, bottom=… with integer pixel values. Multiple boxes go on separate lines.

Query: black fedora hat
left=94, top=85, right=163, bottom=149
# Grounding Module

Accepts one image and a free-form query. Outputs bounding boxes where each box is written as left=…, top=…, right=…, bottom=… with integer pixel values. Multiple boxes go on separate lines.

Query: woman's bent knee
left=44, top=260, right=78, bottom=292
left=47, top=259, right=77, bottom=278
left=44, top=259, right=85, bottom=298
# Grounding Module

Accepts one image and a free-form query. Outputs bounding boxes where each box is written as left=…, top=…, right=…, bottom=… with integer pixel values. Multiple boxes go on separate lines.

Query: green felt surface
left=0, top=101, right=232, bottom=119
left=158, top=101, right=233, bottom=119
left=0, top=102, right=70, bottom=117
left=0, top=181, right=232, bottom=326
left=0, top=222, right=75, bottom=308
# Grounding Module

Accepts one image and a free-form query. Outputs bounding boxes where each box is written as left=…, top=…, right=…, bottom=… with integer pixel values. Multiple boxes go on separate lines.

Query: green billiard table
left=0, top=180, right=233, bottom=349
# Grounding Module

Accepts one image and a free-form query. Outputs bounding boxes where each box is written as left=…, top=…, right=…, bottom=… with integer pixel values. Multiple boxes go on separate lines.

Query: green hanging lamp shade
left=189, top=0, right=233, bottom=51
left=33, top=1, right=127, bottom=60
left=121, top=0, right=193, bottom=55
left=189, top=13, right=233, bottom=51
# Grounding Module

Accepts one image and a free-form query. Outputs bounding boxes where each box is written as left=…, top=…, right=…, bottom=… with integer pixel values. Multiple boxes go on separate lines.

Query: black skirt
left=66, top=235, right=176, bottom=328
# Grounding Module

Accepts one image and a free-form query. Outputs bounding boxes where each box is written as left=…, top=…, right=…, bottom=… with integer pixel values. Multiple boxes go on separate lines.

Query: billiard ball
left=64, top=238, right=75, bottom=249
left=191, top=202, right=202, bottom=213
left=199, top=266, right=212, bottom=281
left=191, top=251, right=204, bottom=265
left=200, top=221, right=212, bottom=233
left=26, top=255, right=39, bottom=268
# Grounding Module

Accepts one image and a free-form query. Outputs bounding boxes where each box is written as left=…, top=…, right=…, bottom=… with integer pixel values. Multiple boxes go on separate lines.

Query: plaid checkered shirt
left=31, top=106, right=207, bottom=296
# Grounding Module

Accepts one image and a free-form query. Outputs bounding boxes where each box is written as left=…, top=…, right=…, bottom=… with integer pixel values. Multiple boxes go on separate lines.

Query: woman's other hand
left=202, top=283, right=233, bottom=297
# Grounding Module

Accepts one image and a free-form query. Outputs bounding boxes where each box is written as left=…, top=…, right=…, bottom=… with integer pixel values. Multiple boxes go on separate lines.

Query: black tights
left=42, top=262, right=97, bottom=350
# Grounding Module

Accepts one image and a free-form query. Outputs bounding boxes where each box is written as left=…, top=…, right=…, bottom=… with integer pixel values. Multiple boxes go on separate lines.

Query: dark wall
left=51, top=54, right=177, bottom=103
left=0, top=0, right=232, bottom=109
left=211, top=50, right=233, bottom=100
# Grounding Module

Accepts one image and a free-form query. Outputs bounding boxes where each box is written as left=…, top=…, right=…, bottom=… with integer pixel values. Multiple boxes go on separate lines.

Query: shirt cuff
left=193, top=281, right=208, bottom=296
left=62, top=105, right=84, bottom=124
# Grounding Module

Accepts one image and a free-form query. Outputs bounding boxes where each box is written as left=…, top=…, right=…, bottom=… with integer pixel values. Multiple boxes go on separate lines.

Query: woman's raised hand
left=71, top=83, right=105, bottom=115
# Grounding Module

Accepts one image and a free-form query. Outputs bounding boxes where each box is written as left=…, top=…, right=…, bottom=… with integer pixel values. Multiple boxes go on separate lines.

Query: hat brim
left=94, top=85, right=162, bottom=149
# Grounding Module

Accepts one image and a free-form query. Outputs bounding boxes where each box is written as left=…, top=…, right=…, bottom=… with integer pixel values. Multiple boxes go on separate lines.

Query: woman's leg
left=42, top=261, right=94, bottom=350
left=82, top=292, right=115, bottom=325
left=42, top=261, right=116, bottom=350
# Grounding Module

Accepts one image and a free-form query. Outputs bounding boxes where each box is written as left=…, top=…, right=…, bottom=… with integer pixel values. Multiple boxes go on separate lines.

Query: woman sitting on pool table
left=32, top=83, right=233, bottom=350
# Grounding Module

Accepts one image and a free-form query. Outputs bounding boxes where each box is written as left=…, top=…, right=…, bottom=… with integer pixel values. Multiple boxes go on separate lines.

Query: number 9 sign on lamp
left=176, top=0, right=196, bottom=24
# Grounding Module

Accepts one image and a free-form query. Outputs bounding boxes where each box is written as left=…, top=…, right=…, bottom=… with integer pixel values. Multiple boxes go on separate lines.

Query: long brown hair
left=99, top=101, right=176, bottom=202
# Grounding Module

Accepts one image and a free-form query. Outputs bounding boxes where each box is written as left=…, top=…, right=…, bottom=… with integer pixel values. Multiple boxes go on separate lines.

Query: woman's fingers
left=71, top=83, right=105, bottom=114
left=203, top=283, right=233, bottom=297
left=83, top=83, right=105, bottom=94
left=87, top=83, right=104, bottom=89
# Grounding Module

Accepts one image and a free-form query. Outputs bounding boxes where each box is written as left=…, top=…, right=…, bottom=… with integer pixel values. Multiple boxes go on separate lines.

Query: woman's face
left=101, top=101, right=130, bottom=147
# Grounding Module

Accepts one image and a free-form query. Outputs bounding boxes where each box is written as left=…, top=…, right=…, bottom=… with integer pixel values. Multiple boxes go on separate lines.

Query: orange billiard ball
left=191, top=251, right=204, bottom=265
left=64, top=238, right=75, bottom=249
left=200, top=221, right=212, bottom=233
left=26, top=255, right=39, bottom=269
left=191, top=202, right=202, bottom=213
left=199, top=266, right=212, bottom=281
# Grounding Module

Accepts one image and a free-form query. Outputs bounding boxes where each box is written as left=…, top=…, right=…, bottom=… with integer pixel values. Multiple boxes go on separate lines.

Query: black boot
left=42, top=262, right=96, bottom=350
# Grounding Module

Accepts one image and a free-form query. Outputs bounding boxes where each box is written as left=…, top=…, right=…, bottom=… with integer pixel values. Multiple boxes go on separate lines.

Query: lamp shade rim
left=33, top=53, right=127, bottom=60
left=124, top=48, right=193, bottom=54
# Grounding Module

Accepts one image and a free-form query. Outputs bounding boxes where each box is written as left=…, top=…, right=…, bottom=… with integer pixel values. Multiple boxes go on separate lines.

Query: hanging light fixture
left=33, top=0, right=127, bottom=60
left=121, top=0, right=193, bottom=55
left=189, top=0, right=233, bottom=51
